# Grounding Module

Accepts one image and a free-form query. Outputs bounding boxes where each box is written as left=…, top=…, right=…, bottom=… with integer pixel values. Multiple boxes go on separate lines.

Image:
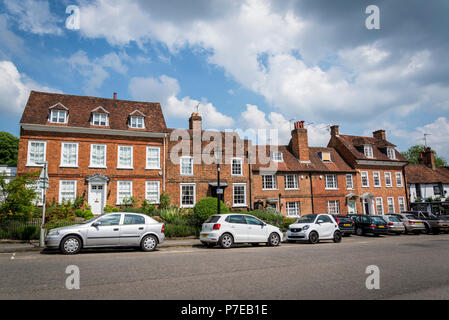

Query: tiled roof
left=20, top=91, right=167, bottom=133
left=335, top=134, right=407, bottom=162
left=252, top=145, right=354, bottom=173
left=405, top=165, right=449, bottom=184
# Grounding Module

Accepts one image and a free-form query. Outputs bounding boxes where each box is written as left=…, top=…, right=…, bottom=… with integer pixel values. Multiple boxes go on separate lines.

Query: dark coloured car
left=333, top=215, right=355, bottom=236
left=406, top=211, right=449, bottom=234
left=350, top=215, right=389, bottom=236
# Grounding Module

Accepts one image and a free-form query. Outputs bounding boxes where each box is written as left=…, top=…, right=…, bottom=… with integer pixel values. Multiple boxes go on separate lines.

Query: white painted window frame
left=59, top=180, right=77, bottom=204
left=26, top=140, right=47, bottom=167
left=373, top=171, right=382, bottom=187
left=361, top=171, right=369, bottom=187
left=89, top=144, right=107, bottom=168
left=286, top=201, right=301, bottom=217
left=285, top=174, right=299, bottom=190
left=129, top=116, right=145, bottom=129
left=364, top=144, right=374, bottom=158
left=91, top=113, right=109, bottom=126
left=146, top=147, right=161, bottom=170
left=325, top=174, right=338, bottom=190
left=145, top=181, right=160, bottom=204
left=346, top=174, right=354, bottom=190
left=387, top=197, right=395, bottom=213
left=395, top=172, right=403, bottom=187
left=262, top=174, right=277, bottom=190
left=231, top=157, right=243, bottom=176
left=117, top=181, right=133, bottom=205
left=117, top=145, right=133, bottom=169
left=384, top=172, right=393, bottom=187
left=60, top=142, right=79, bottom=168
left=50, top=109, right=68, bottom=124
left=180, top=156, right=194, bottom=176
left=180, top=183, right=196, bottom=208
left=232, top=183, right=247, bottom=207
left=376, top=197, right=384, bottom=215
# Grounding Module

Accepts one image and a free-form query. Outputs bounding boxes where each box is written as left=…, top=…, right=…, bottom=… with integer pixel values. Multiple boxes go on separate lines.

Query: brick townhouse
left=405, top=147, right=449, bottom=214
left=251, top=121, right=357, bottom=217
left=17, top=91, right=168, bottom=215
left=166, top=113, right=252, bottom=210
left=328, top=126, right=409, bottom=215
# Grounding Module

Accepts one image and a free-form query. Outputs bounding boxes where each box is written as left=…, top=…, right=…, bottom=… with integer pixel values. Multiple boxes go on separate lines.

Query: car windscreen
left=387, top=216, right=401, bottom=222
left=371, top=217, right=386, bottom=224
left=295, top=214, right=317, bottom=223
left=205, top=216, right=221, bottom=223
left=406, top=214, right=417, bottom=219
left=337, top=217, right=352, bottom=222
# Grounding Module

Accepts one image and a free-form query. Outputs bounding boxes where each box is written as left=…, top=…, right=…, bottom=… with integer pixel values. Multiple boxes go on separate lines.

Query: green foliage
left=262, top=207, right=283, bottom=216
left=164, top=224, right=198, bottom=238
left=414, top=197, right=423, bottom=203
left=249, top=210, right=294, bottom=232
left=121, top=197, right=138, bottom=208
left=0, top=173, right=39, bottom=221
left=104, top=204, right=119, bottom=213
left=159, top=192, right=171, bottom=209
left=193, top=197, right=229, bottom=226
left=401, top=145, right=448, bottom=166
left=141, top=200, right=158, bottom=216
left=0, top=132, right=19, bottom=166
left=83, top=210, right=94, bottom=220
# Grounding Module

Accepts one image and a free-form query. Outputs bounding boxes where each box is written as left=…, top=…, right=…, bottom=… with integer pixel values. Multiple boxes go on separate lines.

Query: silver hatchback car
left=45, top=212, right=165, bottom=254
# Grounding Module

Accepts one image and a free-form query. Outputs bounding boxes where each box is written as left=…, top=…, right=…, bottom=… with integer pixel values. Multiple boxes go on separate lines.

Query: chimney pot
left=113, top=92, right=117, bottom=100
left=419, top=147, right=436, bottom=170
left=189, top=112, right=202, bottom=131
left=330, top=125, right=339, bottom=136
left=373, top=129, right=386, bottom=140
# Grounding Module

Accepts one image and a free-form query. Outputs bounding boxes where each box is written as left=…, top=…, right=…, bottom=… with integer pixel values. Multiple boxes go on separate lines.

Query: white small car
left=286, top=214, right=342, bottom=244
left=200, top=214, right=283, bottom=248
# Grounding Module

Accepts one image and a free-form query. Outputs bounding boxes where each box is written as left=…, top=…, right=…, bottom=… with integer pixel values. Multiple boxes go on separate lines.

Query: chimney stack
left=373, top=129, right=386, bottom=140
left=113, top=92, right=117, bottom=100
left=291, top=121, right=309, bottom=162
left=419, top=147, right=436, bottom=170
left=189, top=112, right=202, bottom=132
left=330, top=125, right=339, bottom=136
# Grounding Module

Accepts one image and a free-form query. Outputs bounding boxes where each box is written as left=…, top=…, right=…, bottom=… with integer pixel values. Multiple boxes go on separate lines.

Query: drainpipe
left=309, top=172, right=315, bottom=214
left=402, top=166, right=409, bottom=211
left=247, top=151, right=252, bottom=211
left=163, top=133, right=166, bottom=192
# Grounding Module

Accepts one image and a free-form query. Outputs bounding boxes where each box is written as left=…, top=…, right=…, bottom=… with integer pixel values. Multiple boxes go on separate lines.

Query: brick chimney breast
left=189, top=112, right=202, bottom=131
left=330, top=125, right=339, bottom=136
left=291, top=121, right=310, bottom=162
left=113, top=92, right=117, bottom=100
left=373, top=129, right=386, bottom=140
left=419, top=147, right=436, bottom=170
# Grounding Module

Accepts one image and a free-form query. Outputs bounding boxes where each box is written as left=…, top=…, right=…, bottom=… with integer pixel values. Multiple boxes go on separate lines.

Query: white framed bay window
left=117, top=146, right=133, bottom=169
left=60, top=142, right=78, bottom=167
left=145, top=181, right=160, bottom=204
left=117, top=181, right=133, bottom=205
left=146, top=147, right=160, bottom=169
left=27, top=141, right=46, bottom=166
left=59, top=180, right=77, bottom=204
left=90, top=144, right=107, bottom=168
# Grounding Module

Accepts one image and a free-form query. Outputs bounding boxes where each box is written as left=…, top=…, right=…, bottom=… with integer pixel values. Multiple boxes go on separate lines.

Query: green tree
left=0, top=172, right=39, bottom=221
left=0, top=132, right=19, bottom=166
left=401, top=145, right=448, bottom=166
left=193, top=197, right=230, bottom=226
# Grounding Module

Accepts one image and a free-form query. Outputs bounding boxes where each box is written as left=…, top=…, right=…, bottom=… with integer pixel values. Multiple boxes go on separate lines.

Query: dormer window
left=387, top=147, right=396, bottom=159
left=128, top=110, right=146, bottom=129
left=91, top=113, right=108, bottom=126
left=50, top=109, right=67, bottom=123
left=270, top=151, right=283, bottom=162
left=319, top=152, right=331, bottom=162
left=364, top=145, right=373, bottom=158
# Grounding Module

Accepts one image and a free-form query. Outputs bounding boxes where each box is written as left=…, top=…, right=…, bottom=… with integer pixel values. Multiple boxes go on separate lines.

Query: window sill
left=362, top=186, right=370, bottom=188
left=262, top=188, right=279, bottom=191
left=233, top=204, right=248, bottom=208
left=374, top=185, right=382, bottom=188
left=325, top=188, right=339, bottom=191
left=180, top=205, right=194, bottom=208
left=146, top=167, right=161, bottom=170
left=231, top=174, right=244, bottom=177
left=60, top=165, right=78, bottom=168
left=285, top=188, right=299, bottom=191
left=89, top=166, right=107, bottom=169
left=26, top=164, right=44, bottom=167
left=117, top=167, right=134, bottom=170
left=180, top=174, right=194, bottom=177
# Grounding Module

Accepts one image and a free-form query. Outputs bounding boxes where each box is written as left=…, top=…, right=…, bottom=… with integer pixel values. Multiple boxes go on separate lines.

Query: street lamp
left=36, top=161, right=48, bottom=247
left=214, top=147, right=222, bottom=214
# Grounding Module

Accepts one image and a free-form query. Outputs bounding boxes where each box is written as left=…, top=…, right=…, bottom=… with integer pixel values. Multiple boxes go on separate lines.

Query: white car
left=200, top=214, right=283, bottom=248
left=286, top=214, right=342, bottom=244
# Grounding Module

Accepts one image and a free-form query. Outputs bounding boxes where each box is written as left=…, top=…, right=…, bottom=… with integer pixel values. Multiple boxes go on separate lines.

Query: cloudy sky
left=1, top=0, right=448, bottom=159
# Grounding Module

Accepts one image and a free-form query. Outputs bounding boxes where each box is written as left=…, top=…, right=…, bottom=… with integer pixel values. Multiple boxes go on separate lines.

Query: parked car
left=381, top=215, right=405, bottom=235
left=45, top=212, right=165, bottom=254
left=200, top=214, right=283, bottom=248
left=407, top=211, right=449, bottom=234
left=286, top=214, right=342, bottom=244
left=389, top=213, right=426, bottom=234
left=333, top=215, right=355, bottom=236
left=350, top=215, right=389, bottom=236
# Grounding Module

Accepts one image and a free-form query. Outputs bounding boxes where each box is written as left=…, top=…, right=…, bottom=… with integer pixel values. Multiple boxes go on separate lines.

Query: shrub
left=121, top=197, right=138, bottom=208
left=83, top=210, right=94, bottom=220
left=160, top=193, right=171, bottom=209
left=75, top=209, right=84, bottom=218
left=164, top=224, right=198, bottom=238
left=104, top=205, right=119, bottom=213
left=141, top=200, right=158, bottom=216
left=193, top=197, right=229, bottom=226
left=262, top=207, right=283, bottom=215
left=414, top=197, right=423, bottom=203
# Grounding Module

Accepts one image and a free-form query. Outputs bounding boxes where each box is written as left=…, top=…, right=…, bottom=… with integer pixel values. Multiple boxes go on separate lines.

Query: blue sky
left=1, top=0, right=449, bottom=159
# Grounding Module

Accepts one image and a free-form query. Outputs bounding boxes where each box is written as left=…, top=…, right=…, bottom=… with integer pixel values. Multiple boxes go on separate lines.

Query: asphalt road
left=1, top=233, right=449, bottom=300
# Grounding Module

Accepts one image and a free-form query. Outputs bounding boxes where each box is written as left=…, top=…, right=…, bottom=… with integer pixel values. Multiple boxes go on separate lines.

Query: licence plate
left=201, top=234, right=208, bottom=238
left=416, top=222, right=422, bottom=224
left=343, top=224, right=351, bottom=227
left=379, top=225, right=384, bottom=228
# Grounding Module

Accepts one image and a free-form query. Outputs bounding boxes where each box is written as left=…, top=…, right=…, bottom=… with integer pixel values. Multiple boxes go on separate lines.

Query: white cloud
left=0, top=60, right=60, bottom=115
left=64, top=50, right=128, bottom=94
left=129, top=75, right=234, bottom=128
left=416, top=117, right=449, bottom=161
left=239, top=104, right=330, bottom=146
left=3, top=0, right=63, bottom=35
left=0, top=14, right=25, bottom=57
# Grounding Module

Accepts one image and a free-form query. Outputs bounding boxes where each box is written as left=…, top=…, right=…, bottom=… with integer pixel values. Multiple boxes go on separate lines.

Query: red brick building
left=17, top=91, right=168, bottom=215
left=328, top=126, right=409, bottom=215
left=165, top=113, right=252, bottom=209
left=251, top=121, right=356, bottom=217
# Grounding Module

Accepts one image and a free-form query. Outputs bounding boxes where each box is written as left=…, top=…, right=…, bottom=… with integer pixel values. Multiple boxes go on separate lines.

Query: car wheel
left=219, top=233, right=234, bottom=249
left=424, top=224, right=431, bottom=234
left=268, top=233, right=280, bottom=246
left=333, top=230, right=342, bottom=243
left=308, top=231, right=319, bottom=244
left=141, top=234, right=158, bottom=252
left=60, top=235, right=82, bottom=255
left=356, top=227, right=364, bottom=236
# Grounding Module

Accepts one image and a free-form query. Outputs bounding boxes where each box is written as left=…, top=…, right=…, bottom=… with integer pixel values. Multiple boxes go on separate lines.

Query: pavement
left=0, top=238, right=200, bottom=253
left=1, top=233, right=449, bottom=299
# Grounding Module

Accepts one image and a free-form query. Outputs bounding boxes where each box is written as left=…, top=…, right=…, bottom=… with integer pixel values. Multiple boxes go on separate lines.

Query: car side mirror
left=92, top=221, right=101, bottom=227
left=317, top=220, right=324, bottom=224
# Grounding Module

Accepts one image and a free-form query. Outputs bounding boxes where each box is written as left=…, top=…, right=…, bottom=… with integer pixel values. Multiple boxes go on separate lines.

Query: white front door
left=89, top=184, right=105, bottom=215
left=348, top=200, right=357, bottom=214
